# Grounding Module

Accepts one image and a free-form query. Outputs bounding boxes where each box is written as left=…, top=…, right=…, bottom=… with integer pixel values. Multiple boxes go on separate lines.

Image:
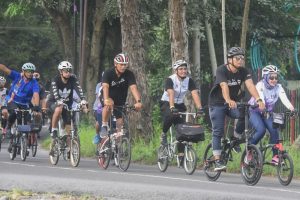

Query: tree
left=118, top=0, right=153, bottom=138
left=240, top=0, right=250, bottom=51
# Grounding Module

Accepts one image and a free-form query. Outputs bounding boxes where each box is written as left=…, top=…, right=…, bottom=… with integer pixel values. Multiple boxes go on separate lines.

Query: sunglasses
left=62, top=69, right=72, bottom=73
left=234, top=55, right=245, bottom=61
left=177, top=67, right=187, bottom=71
left=269, top=76, right=278, bottom=81
left=24, top=70, right=34, bottom=73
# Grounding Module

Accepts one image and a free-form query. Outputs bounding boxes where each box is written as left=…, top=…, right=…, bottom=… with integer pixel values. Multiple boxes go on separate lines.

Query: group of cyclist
left=158, top=47, right=295, bottom=172
left=0, top=48, right=295, bottom=173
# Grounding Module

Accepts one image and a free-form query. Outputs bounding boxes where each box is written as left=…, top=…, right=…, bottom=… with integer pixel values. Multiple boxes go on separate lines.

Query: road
left=0, top=130, right=300, bottom=200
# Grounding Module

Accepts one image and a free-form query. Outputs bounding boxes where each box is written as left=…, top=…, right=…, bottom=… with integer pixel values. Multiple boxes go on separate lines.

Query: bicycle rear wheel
left=184, top=145, right=197, bottom=175
left=49, top=139, right=59, bottom=165
left=118, top=137, right=131, bottom=171
left=277, top=153, right=293, bottom=186
left=97, top=137, right=111, bottom=169
left=31, top=133, right=38, bottom=157
left=203, top=143, right=221, bottom=181
left=70, top=138, right=80, bottom=167
left=9, top=139, right=16, bottom=160
left=157, top=145, right=169, bottom=172
left=240, top=144, right=263, bottom=186
left=20, top=135, right=28, bottom=161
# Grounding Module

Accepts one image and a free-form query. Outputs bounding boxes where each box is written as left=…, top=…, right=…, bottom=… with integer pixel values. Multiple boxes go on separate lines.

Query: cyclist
left=160, top=59, right=203, bottom=166
left=0, top=63, right=40, bottom=152
left=100, top=53, right=142, bottom=137
left=47, top=61, right=87, bottom=155
left=208, top=47, right=265, bottom=171
left=0, top=76, right=8, bottom=136
left=248, top=65, right=295, bottom=165
left=93, top=81, right=103, bottom=144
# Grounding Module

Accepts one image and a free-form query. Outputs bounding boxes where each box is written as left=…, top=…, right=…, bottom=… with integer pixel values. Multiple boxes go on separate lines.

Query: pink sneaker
left=244, top=151, right=253, bottom=165
left=271, top=155, right=279, bottom=165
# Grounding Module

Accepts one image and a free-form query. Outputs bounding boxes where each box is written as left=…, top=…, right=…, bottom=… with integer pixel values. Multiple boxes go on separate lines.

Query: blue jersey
left=6, top=70, right=40, bottom=106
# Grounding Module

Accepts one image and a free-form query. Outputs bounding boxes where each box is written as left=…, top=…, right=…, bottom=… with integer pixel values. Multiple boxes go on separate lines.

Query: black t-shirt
left=102, top=68, right=136, bottom=105
left=209, top=64, right=251, bottom=106
left=48, top=74, right=84, bottom=106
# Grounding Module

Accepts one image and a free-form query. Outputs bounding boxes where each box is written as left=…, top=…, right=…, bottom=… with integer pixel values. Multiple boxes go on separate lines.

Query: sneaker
left=93, top=134, right=101, bottom=144
left=100, top=126, right=108, bottom=138
left=50, top=130, right=57, bottom=138
left=271, top=155, right=279, bottom=165
left=244, top=151, right=253, bottom=165
left=160, top=133, right=167, bottom=146
left=214, top=159, right=226, bottom=171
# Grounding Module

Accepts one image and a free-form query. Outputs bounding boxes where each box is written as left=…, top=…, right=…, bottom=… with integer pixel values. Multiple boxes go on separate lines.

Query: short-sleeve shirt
left=102, top=68, right=136, bottom=105
left=209, top=65, right=251, bottom=106
left=161, top=74, right=197, bottom=104
left=0, top=88, right=8, bottom=107
left=6, top=70, right=40, bottom=106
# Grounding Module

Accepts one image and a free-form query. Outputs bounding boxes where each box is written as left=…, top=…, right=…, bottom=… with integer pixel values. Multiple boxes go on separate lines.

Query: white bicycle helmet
left=262, top=65, right=279, bottom=76
left=22, top=63, right=36, bottom=71
left=0, top=76, right=6, bottom=84
left=172, top=59, right=188, bottom=70
left=114, top=53, right=129, bottom=64
left=58, top=61, right=72, bottom=70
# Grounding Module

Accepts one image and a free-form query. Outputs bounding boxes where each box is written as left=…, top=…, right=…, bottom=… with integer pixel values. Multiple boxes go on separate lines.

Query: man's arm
left=129, top=84, right=142, bottom=110
left=0, top=64, right=11, bottom=76
left=32, top=92, right=40, bottom=106
left=191, top=90, right=202, bottom=109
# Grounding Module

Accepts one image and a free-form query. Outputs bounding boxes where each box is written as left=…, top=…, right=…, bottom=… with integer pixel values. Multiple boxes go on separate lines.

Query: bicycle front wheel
left=118, top=137, right=131, bottom=171
left=203, top=143, right=221, bottom=181
left=240, top=144, right=263, bottom=186
left=184, top=145, right=197, bottom=175
left=49, top=139, right=59, bottom=165
left=9, top=139, right=16, bottom=160
left=157, top=145, right=169, bottom=172
left=97, top=137, right=111, bottom=169
left=31, top=133, right=38, bottom=157
left=70, top=138, right=80, bottom=167
left=20, top=135, right=28, bottom=161
left=277, top=153, right=294, bottom=186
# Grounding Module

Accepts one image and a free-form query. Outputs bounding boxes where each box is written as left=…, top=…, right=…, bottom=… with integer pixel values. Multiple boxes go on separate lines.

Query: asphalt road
left=0, top=129, right=300, bottom=200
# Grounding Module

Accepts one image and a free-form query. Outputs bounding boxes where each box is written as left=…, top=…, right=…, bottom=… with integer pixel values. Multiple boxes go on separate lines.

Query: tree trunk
left=191, top=27, right=201, bottom=88
left=221, top=0, right=227, bottom=63
left=241, top=0, right=250, bottom=55
left=118, top=0, right=153, bottom=139
left=203, top=0, right=217, bottom=76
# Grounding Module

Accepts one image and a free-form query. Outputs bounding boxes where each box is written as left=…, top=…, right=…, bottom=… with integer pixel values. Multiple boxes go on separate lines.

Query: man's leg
left=50, top=105, right=63, bottom=138
left=100, top=106, right=111, bottom=137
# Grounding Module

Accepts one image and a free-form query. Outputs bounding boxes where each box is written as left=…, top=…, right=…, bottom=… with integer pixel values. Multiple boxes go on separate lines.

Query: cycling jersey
left=48, top=74, right=85, bottom=107
left=209, top=64, right=251, bottom=106
left=161, top=74, right=196, bottom=104
left=6, top=70, right=40, bottom=106
left=248, top=81, right=293, bottom=112
left=101, top=68, right=136, bottom=105
left=0, top=87, right=8, bottom=107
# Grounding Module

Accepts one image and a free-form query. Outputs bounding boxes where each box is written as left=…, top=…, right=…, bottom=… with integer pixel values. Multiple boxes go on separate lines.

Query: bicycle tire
left=20, top=135, right=28, bottom=161
left=203, top=143, right=221, bottom=181
left=49, top=139, right=59, bottom=165
left=184, top=145, right=197, bottom=175
left=9, top=140, right=16, bottom=160
left=97, top=137, right=111, bottom=169
left=70, top=138, right=80, bottom=167
left=240, top=144, right=263, bottom=186
left=31, top=133, right=38, bottom=157
left=157, top=145, right=169, bottom=172
left=277, top=153, right=294, bottom=186
left=118, top=137, right=131, bottom=171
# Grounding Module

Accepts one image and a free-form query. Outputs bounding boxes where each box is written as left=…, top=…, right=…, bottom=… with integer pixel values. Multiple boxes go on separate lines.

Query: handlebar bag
left=175, top=123, right=205, bottom=143
left=272, top=112, right=285, bottom=129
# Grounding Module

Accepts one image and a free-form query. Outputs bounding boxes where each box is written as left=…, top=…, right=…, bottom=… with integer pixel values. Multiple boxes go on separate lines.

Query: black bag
left=175, top=123, right=205, bottom=143
left=272, top=112, right=285, bottom=129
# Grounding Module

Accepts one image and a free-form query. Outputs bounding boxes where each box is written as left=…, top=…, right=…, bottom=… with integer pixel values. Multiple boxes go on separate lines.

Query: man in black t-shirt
left=100, top=53, right=142, bottom=137
left=47, top=61, right=87, bottom=141
left=208, top=47, right=265, bottom=171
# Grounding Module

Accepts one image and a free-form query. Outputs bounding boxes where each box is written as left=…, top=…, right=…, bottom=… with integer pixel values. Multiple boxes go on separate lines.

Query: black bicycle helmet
left=227, top=47, right=245, bottom=58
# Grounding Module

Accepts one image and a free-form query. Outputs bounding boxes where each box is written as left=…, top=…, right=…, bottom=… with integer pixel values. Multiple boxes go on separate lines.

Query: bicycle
left=157, top=112, right=204, bottom=175
left=49, top=102, right=84, bottom=167
left=97, top=104, right=133, bottom=171
left=203, top=102, right=263, bottom=185
left=258, top=110, right=297, bottom=186
left=9, top=108, right=32, bottom=161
